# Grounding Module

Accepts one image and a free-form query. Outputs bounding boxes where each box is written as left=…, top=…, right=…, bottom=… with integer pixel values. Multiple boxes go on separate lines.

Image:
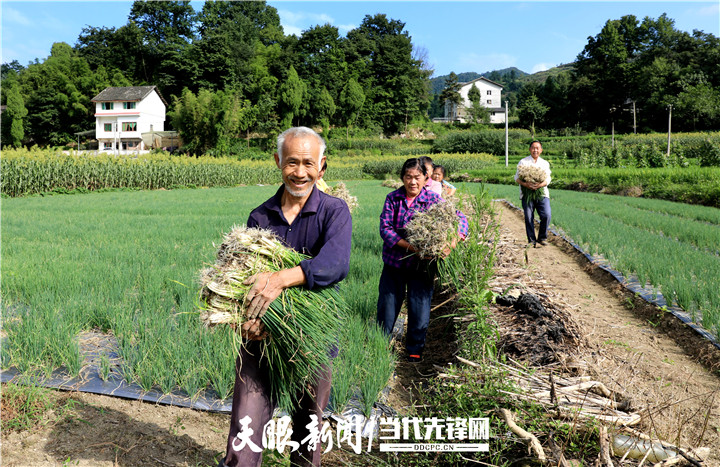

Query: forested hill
left=430, top=67, right=528, bottom=94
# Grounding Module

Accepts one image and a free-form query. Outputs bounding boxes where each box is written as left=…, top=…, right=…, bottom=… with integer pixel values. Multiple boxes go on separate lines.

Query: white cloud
left=336, top=23, right=357, bottom=34
left=277, top=9, right=355, bottom=37
left=283, top=24, right=304, bottom=37
left=457, top=53, right=517, bottom=72
left=531, top=63, right=553, bottom=73
left=696, top=4, right=720, bottom=17
left=2, top=6, right=32, bottom=26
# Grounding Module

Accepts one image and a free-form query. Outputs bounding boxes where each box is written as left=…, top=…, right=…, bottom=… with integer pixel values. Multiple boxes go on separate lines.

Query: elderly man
left=514, top=140, right=552, bottom=247
left=219, top=127, right=352, bottom=467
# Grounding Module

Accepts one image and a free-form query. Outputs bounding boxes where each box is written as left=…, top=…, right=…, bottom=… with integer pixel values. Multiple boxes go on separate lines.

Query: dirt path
left=491, top=202, right=720, bottom=462
left=3, top=201, right=720, bottom=466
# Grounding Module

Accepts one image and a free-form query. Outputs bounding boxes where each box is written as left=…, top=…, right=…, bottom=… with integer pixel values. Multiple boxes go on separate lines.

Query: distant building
left=91, top=86, right=168, bottom=152
left=438, top=77, right=506, bottom=124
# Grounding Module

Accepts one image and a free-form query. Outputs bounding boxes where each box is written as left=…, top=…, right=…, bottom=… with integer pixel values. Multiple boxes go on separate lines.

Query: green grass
left=487, top=185, right=720, bottom=338
left=468, top=166, right=720, bottom=207
left=1, top=181, right=395, bottom=411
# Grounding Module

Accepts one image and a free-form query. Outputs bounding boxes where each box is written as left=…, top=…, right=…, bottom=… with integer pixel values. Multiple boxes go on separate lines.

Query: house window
left=123, top=102, right=136, bottom=109
left=104, top=123, right=112, bottom=132
left=101, top=102, right=114, bottom=110
left=122, top=122, right=137, bottom=132
left=491, top=112, right=496, bottom=116
left=486, top=99, right=492, bottom=104
left=487, top=90, right=492, bottom=95
left=103, top=142, right=113, bottom=150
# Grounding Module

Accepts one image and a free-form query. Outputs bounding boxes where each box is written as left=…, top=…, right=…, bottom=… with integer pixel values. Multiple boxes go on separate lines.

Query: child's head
left=418, top=156, right=434, bottom=180
left=432, top=165, right=446, bottom=182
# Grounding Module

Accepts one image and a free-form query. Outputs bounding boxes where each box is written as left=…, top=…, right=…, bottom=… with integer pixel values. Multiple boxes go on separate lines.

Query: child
left=419, top=156, right=443, bottom=195
left=432, top=165, right=456, bottom=197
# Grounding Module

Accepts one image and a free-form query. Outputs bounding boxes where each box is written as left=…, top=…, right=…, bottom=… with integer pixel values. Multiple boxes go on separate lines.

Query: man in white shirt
left=514, top=140, right=552, bottom=247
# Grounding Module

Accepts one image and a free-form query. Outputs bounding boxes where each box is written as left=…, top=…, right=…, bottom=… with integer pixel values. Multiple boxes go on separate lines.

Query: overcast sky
left=2, top=1, right=718, bottom=77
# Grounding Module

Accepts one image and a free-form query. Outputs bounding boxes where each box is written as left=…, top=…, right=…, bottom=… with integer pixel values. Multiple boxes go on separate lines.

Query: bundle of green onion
left=326, top=181, right=359, bottom=213
left=198, top=225, right=345, bottom=411
left=405, top=201, right=461, bottom=258
left=517, top=164, right=548, bottom=203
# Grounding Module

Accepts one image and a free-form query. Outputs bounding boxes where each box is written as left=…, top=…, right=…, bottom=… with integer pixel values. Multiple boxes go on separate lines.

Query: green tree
left=192, top=1, right=282, bottom=93
left=278, top=66, right=307, bottom=128
left=345, top=14, right=429, bottom=134
left=466, top=83, right=489, bottom=124
left=296, top=24, right=347, bottom=97
left=519, top=94, right=549, bottom=137
left=128, top=0, right=196, bottom=97
left=674, top=73, right=720, bottom=130
left=572, top=15, right=640, bottom=129
left=18, top=43, right=107, bottom=146
left=339, top=77, right=365, bottom=139
left=1, top=81, right=28, bottom=147
left=170, top=87, right=256, bottom=155
left=439, top=72, right=462, bottom=120
left=315, top=87, right=336, bottom=135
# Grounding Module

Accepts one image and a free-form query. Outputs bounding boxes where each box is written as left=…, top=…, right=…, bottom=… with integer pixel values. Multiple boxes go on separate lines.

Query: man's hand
left=243, top=271, right=284, bottom=319
left=239, top=318, right=268, bottom=340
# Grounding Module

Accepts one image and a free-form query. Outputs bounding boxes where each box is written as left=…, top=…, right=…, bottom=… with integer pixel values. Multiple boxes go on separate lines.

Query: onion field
left=488, top=184, right=720, bottom=339
left=1, top=182, right=399, bottom=412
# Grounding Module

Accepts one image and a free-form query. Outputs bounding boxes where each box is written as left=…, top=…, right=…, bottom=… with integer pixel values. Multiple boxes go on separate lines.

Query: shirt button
left=288, top=228, right=292, bottom=232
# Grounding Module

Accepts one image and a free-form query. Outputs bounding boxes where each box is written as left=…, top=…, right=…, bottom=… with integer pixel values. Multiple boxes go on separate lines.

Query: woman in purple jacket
left=377, top=158, right=468, bottom=362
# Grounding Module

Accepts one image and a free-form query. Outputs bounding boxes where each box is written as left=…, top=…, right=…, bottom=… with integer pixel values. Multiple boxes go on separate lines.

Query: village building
left=91, top=86, right=170, bottom=152
left=441, top=77, right=506, bottom=124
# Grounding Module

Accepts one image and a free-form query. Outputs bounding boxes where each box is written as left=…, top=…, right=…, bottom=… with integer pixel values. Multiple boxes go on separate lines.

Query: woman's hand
left=441, top=237, right=458, bottom=258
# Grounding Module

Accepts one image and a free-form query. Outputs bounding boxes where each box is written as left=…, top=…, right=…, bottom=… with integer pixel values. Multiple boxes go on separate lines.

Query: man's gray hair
left=276, top=127, right=327, bottom=162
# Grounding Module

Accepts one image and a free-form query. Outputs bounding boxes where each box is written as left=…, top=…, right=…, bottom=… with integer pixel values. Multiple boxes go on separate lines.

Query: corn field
left=1, top=148, right=282, bottom=197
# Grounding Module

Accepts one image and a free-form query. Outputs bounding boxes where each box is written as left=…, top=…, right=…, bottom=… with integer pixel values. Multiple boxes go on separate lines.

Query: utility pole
left=666, top=104, right=672, bottom=158
left=505, top=100, right=509, bottom=167
left=113, top=121, right=118, bottom=156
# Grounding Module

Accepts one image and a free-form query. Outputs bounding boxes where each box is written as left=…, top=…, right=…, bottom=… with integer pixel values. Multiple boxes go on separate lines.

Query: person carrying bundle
left=218, top=126, right=352, bottom=467
left=376, top=158, right=468, bottom=363
left=514, top=140, right=552, bottom=247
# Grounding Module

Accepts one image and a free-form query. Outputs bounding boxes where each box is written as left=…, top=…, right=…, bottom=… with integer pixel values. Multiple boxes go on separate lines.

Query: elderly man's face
left=275, top=135, right=324, bottom=198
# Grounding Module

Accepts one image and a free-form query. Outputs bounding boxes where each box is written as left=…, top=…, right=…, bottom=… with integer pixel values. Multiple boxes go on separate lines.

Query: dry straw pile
left=326, top=182, right=359, bottom=213
left=405, top=201, right=461, bottom=259
left=198, top=225, right=346, bottom=410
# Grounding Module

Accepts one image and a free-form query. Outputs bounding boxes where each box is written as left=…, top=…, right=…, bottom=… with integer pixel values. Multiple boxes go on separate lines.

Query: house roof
left=460, top=76, right=504, bottom=89
left=91, top=86, right=167, bottom=106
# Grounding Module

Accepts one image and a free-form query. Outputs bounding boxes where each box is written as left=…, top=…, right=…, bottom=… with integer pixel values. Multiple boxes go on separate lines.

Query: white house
left=443, top=77, right=506, bottom=124
left=91, top=86, right=167, bottom=152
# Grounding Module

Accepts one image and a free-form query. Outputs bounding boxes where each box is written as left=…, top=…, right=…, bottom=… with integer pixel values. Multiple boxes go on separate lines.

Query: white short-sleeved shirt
left=514, top=155, right=551, bottom=199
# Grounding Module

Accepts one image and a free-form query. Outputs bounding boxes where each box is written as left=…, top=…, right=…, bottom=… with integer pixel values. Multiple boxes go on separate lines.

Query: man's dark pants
left=376, top=263, right=434, bottom=356
left=221, top=340, right=332, bottom=467
left=521, top=196, right=551, bottom=243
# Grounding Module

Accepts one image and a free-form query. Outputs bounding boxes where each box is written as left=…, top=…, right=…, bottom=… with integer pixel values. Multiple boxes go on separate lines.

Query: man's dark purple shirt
left=247, top=185, right=352, bottom=289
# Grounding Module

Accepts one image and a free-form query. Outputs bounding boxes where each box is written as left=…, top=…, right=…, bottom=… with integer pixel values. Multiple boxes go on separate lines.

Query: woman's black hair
left=434, top=164, right=447, bottom=177
left=399, top=158, right=426, bottom=179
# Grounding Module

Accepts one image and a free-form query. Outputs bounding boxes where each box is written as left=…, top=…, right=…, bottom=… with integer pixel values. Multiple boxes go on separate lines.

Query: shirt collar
left=267, top=184, right=321, bottom=217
